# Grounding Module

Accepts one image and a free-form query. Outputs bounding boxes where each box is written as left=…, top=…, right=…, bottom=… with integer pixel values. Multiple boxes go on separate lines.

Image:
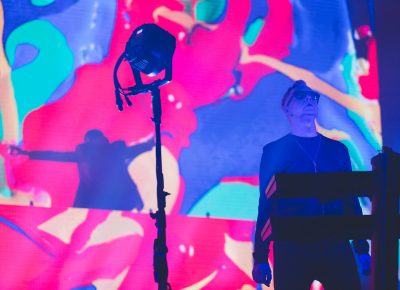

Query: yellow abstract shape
left=224, top=234, right=275, bottom=289
left=38, top=207, right=88, bottom=244
left=78, top=211, right=143, bottom=253
left=129, top=146, right=179, bottom=214
left=153, top=6, right=217, bottom=35
left=93, top=266, right=130, bottom=290
left=181, top=270, right=218, bottom=290
left=224, top=233, right=253, bottom=278
left=240, top=41, right=382, bottom=147
left=238, top=285, right=256, bottom=290
left=0, top=187, right=51, bottom=207
left=315, top=121, right=350, bottom=141
left=0, top=0, right=18, bottom=142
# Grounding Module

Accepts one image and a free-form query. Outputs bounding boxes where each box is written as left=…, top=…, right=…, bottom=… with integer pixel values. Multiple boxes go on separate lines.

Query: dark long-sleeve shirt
left=254, top=133, right=367, bottom=263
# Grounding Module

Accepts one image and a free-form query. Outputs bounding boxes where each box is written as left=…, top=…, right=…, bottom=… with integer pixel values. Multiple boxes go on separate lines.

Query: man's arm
left=253, top=145, right=276, bottom=286
left=125, top=138, right=155, bottom=160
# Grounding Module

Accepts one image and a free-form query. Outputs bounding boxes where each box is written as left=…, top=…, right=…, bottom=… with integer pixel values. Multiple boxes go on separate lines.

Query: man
left=252, top=80, right=370, bottom=289
left=10, top=129, right=153, bottom=211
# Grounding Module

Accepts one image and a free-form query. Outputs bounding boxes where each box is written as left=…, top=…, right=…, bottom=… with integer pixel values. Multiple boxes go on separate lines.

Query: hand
left=358, top=253, right=371, bottom=276
left=252, top=262, right=272, bottom=287
left=9, top=145, right=27, bottom=156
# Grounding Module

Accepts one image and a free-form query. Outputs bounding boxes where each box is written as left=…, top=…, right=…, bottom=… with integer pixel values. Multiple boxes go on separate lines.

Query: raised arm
left=10, top=145, right=77, bottom=162
left=125, top=138, right=155, bottom=160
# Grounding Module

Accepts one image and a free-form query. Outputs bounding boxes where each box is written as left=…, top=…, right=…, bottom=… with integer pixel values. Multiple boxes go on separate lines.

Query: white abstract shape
left=93, top=266, right=130, bottom=290
left=168, top=94, right=175, bottom=102
left=78, top=211, right=143, bottom=253
left=224, top=233, right=253, bottom=278
left=38, top=208, right=88, bottom=244
left=129, top=146, right=179, bottom=213
left=179, top=244, right=186, bottom=253
left=181, top=270, right=218, bottom=290
left=188, top=245, right=194, bottom=257
left=178, top=31, right=186, bottom=41
left=238, top=285, right=256, bottom=290
left=0, top=186, right=51, bottom=207
left=310, top=280, right=323, bottom=290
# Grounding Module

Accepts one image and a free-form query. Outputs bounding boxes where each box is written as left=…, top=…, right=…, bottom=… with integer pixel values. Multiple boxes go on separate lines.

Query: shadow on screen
left=6, top=129, right=154, bottom=211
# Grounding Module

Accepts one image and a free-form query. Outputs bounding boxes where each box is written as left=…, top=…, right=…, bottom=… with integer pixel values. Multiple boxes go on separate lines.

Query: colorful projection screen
left=0, top=0, right=380, bottom=289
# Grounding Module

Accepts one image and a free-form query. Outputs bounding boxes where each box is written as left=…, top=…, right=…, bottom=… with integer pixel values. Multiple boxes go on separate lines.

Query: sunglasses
left=288, top=91, right=320, bottom=105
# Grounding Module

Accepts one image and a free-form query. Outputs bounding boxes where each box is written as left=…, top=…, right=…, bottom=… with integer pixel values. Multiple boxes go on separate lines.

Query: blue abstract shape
left=288, top=0, right=350, bottom=71
left=10, top=43, right=39, bottom=70
left=245, top=0, right=268, bottom=32
left=179, top=73, right=290, bottom=214
left=2, top=0, right=79, bottom=44
left=0, top=216, right=55, bottom=257
left=42, top=0, right=116, bottom=102
left=43, top=0, right=116, bottom=67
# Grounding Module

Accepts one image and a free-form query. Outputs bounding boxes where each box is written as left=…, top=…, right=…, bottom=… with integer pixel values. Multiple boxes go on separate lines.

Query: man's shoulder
left=320, top=134, right=348, bottom=152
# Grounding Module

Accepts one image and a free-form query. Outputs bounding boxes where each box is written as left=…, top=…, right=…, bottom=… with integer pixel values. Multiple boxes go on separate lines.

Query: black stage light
left=113, top=24, right=176, bottom=111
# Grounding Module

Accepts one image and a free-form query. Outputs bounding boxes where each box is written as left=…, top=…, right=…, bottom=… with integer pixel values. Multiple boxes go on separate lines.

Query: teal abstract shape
left=341, top=53, right=381, bottom=151
left=0, top=157, right=12, bottom=198
left=31, top=0, right=55, bottom=6
left=243, top=18, right=265, bottom=46
left=341, top=139, right=366, bottom=171
left=194, top=0, right=227, bottom=24
left=4, top=20, right=74, bottom=138
left=188, top=182, right=259, bottom=221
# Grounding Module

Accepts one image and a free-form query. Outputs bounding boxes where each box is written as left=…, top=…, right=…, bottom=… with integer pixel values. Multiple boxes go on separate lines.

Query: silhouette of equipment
left=267, top=147, right=400, bottom=290
left=113, top=23, right=176, bottom=290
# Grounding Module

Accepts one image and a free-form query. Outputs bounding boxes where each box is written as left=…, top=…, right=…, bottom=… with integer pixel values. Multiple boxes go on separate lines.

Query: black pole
left=113, top=24, right=175, bottom=289
left=150, top=86, right=170, bottom=290
left=371, top=148, right=399, bottom=290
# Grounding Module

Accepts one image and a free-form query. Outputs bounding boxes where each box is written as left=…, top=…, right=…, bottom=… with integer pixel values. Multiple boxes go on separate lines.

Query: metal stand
left=112, top=24, right=175, bottom=288
left=148, top=86, right=171, bottom=290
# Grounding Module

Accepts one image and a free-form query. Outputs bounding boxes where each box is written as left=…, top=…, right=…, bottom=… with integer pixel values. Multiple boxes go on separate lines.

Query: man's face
left=283, top=91, right=319, bottom=123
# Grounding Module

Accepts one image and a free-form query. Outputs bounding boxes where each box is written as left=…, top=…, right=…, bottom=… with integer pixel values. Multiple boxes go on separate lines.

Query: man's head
left=281, top=80, right=320, bottom=123
left=84, top=129, right=109, bottom=144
